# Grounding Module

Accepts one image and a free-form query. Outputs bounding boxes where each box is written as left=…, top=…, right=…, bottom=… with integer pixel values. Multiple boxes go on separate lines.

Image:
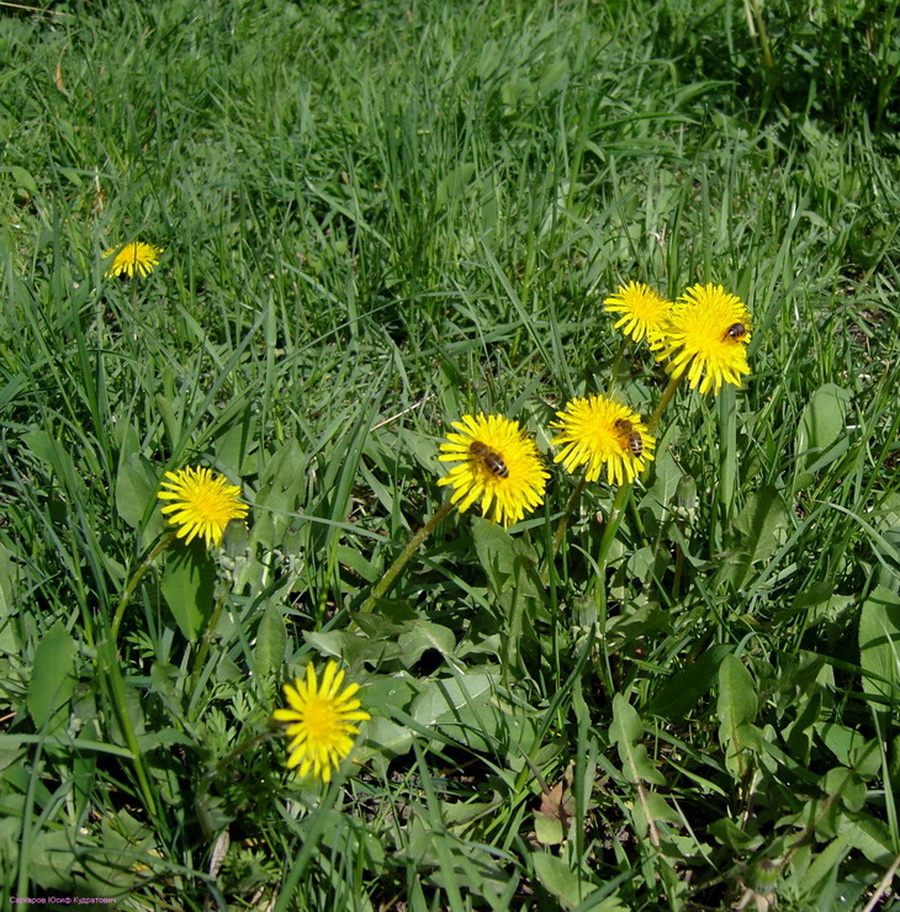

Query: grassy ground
left=2, top=0, right=900, bottom=909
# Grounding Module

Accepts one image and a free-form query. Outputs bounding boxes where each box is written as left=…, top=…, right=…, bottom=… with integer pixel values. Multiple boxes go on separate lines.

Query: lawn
left=2, top=0, right=900, bottom=909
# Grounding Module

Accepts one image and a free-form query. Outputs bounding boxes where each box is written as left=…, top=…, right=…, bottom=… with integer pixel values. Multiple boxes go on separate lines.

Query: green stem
left=597, top=483, right=634, bottom=568
left=746, top=0, right=791, bottom=118
left=646, top=371, right=684, bottom=432
left=589, top=368, right=684, bottom=694
left=606, top=338, right=628, bottom=394
left=592, top=481, right=634, bottom=695
left=547, top=474, right=586, bottom=570
left=359, top=499, right=455, bottom=613
left=746, top=0, right=774, bottom=70
left=111, top=532, right=176, bottom=643
left=101, top=636, right=158, bottom=817
left=104, top=532, right=177, bottom=820
left=190, top=587, right=230, bottom=693
left=547, top=335, right=630, bottom=577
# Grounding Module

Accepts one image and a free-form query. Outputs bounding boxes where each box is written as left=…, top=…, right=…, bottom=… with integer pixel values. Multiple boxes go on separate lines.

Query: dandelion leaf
left=532, top=852, right=627, bottom=911
left=472, top=517, right=542, bottom=676
left=160, top=543, right=215, bottom=642
left=27, top=622, right=76, bottom=733
left=254, top=603, right=287, bottom=679
left=731, top=485, right=790, bottom=568
left=534, top=780, right=571, bottom=846
left=793, top=382, right=852, bottom=489
left=304, top=629, right=377, bottom=667
left=858, top=585, right=900, bottom=704
left=115, top=450, right=158, bottom=531
left=253, top=439, right=308, bottom=545
left=647, top=643, right=732, bottom=719
left=609, top=694, right=666, bottom=785
left=716, top=655, right=759, bottom=780
left=411, top=672, right=493, bottom=727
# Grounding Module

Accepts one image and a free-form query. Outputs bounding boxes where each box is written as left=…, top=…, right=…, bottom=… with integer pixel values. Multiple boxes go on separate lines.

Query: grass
left=2, top=0, right=900, bottom=908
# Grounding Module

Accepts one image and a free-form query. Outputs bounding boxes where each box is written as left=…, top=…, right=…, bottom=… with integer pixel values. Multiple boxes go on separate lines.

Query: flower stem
left=591, top=369, right=684, bottom=693
left=646, top=372, right=684, bottom=432
left=593, top=480, right=634, bottom=695
left=606, top=338, right=628, bottom=394
left=111, top=532, right=176, bottom=643
left=102, top=531, right=178, bottom=822
left=190, top=587, right=230, bottom=692
left=746, top=0, right=775, bottom=70
left=359, top=499, right=455, bottom=613
left=547, top=474, right=586, bottom=571
left=100, top=636, right=158, bottom=817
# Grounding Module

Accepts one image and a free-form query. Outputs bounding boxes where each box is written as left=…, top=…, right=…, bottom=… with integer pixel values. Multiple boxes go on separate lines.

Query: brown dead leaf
left=539, top=779, right=571, bottom=824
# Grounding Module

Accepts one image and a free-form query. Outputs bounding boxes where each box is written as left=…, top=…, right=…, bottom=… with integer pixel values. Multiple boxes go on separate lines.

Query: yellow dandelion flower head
left=157, top=466, right=249, bottom=548
left=437, top=412, right=549, bottom=528
left=603, top=281, right=673, bottom=345
left=550, top=394, right=655, bottom=487
left=655, top=283, right=752, bottom=394
left=272, top=660, right=371, bottom=784
left=103, top=241, right=163, bottom=279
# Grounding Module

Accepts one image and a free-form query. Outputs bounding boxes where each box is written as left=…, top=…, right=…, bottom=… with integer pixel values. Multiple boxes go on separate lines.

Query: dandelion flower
left=655, top=283, right=751, bottom=394
left=603, top=282, right=672, bottom=345
left=437, top=413, right=549, bottom=528
left=273, top=660, right=371, bottom=784
left=550, top=395, right=654, bottom=487
left=103, top=241, right=163, bottom=279
left=157, top=466, right=248, bottom=548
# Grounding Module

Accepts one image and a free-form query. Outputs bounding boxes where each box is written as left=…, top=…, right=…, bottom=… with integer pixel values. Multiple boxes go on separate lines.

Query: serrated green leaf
left=304, top=628, right=398, bottom=667
left=435, top=163, right=476, bottom=207
left=472, top=517, right=542, bottom=675
left=531, top=853, right=584, bottom=909
left=397, top=621, right=455, bottom=668
left=858, top=585, right=900, bottom=704
left=27, top=622, right=77, bottom=732
left=732, top=485, right=790, bottom=566
left=0, top=543, right=21, bottom=622
left=213, top=408, right=257, bottom=477
left=253, top=438, right=308, bottom=545
left=27, top=828, right=78, bottom=891
left=531, top=852, right=626, bottom=911
left=335, top=543, right=381, bottom=583
left=798, top=832, right=850, bottom=895
left=717, top=655, right=758, bottom=779
left=843, top=814, right=895, bottom=866
left=254, top=603, right=287, bottom=679
left=793, top=383, right=852, bottom=488
left=360, top=717, right=415, bottom=775
left=632, top=789, right=680, bottom=839
left=816, top=722, right=867, bottom=767
left=472, top=517, right=517, bottom=590
left=136, top=728, right=196, bottom=752
left=533, top=809, right=565, bottom=846
left=160, top=543, right=216, bottom=641
left=709, top=817, right=762, bottom=851
left=647, top=644, right=732, bottom=719
left=3, top=165, right=39, bottom=194
left=609, top=694, right=666, bottom=785
left=411, top=673, right=493, bottom=727
left=361, top=673, right=421, bottom=715
left=115, top=452, right=157, bottom=530
left=822, top=767, right=866, bottom=812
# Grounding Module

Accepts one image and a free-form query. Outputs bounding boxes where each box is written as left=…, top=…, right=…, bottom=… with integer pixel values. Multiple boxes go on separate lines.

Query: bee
left=469, top=440, right=509, bottom=478
left=614, top=418, right=643, bottom=457
left=723, top=322, right=748, bottom=341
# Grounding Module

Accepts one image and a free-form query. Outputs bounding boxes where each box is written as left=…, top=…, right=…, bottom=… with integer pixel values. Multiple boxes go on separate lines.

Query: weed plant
left=1, top=0, right=900, bottom=909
